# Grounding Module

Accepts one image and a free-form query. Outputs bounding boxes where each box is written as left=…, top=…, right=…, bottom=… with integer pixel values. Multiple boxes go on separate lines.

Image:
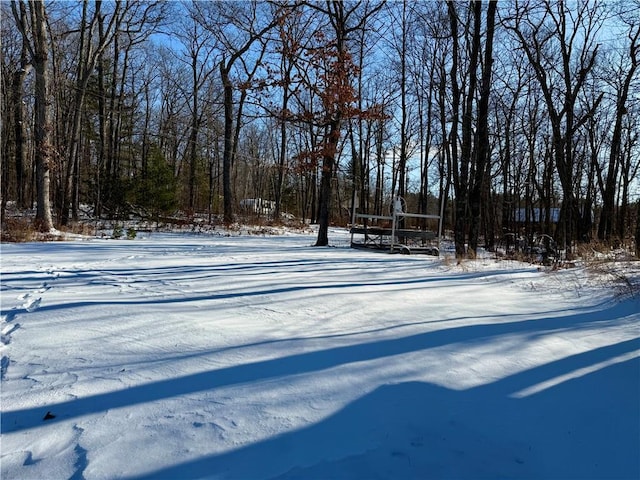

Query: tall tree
left=58, top=0, right=121, bottom=225
left=10, top=2, right=31, bottom=210
left=12, top=0, right=54, bottom=231
left=3, top=2, right=32, bottom=211
left=504, top=0, right=605, bottom=253
left=174, top=7, right=216, bottom=213
left=597, top=9, right=640, bottom=241
left=195, top=0, right=279, bottom=224
left=269, top=3, right=317, bottom=221
left=388, top=0, right=411, bottom=204
left=447, top=1, right=477, bottom=257
left=296, top=0, right=385, bottom=246
left=468, top=1, right=497, bottom=255
left=636, top=198, right=640, bottom=258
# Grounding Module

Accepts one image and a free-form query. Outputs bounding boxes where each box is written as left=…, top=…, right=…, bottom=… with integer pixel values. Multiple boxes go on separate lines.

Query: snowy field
left=1, top=228, right=638, bottom=480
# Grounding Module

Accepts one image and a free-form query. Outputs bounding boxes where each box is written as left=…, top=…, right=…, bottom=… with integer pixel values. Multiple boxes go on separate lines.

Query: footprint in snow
left=24, top=297, right=42, bottom=312
left=1, top=311, right=18, bottom=326
left=1, top=356, right=10, bottom=379
left=1, top=323, right=20, bottom=344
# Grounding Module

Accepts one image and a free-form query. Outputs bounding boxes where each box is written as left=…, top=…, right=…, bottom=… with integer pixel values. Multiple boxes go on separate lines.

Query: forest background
left=2, top=0, right=639, bottom=257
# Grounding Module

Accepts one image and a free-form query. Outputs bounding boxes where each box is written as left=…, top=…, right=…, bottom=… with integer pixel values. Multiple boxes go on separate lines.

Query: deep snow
left=1, top=229, right=638, bottom=480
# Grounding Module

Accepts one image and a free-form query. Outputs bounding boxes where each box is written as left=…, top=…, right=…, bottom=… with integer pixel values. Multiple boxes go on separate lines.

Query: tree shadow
left=3, top=238, right=638, bottom=478
left=2, top=298, right=636, bottom=433
left=0, top=263, right=535, bottom=319
left=124, top=342, right=639, bottom=480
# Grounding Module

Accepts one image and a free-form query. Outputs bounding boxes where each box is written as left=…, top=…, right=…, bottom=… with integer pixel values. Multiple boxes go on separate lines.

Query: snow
left=1, top=228, right=638, bottom=480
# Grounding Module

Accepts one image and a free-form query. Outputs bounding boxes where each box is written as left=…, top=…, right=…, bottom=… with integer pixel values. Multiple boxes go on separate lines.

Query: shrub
left=112, top=225, right=124, bottom=239
left=1, top=217, right=35, bottom=242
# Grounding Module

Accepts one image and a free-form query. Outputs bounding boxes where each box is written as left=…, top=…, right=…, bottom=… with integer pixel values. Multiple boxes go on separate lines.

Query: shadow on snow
left=127, top=351, right=639, bottom=480
left=2, top=300, right=638, bottom=479
left=2, top=240, right=638, bottom=478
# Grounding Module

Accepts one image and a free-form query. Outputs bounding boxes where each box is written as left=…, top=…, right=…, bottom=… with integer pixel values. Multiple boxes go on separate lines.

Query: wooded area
left=1, top=0, right=639, bottom=256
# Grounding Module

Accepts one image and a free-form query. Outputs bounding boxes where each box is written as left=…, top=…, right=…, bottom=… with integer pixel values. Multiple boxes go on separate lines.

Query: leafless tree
left=503, top=0, right=606, bottom=253
left=597, top=4, right=640, bottom=242
left=193, top=1, right=280, bottom=224
left=12, top=0, right=54, bottom=231
left=57, top=1, right=121, bottom=225
left=3, top=2, right=31, bottom=211
left=468, top=1, right=497, bottom=255
left=171, top=7, right=217, bottom=213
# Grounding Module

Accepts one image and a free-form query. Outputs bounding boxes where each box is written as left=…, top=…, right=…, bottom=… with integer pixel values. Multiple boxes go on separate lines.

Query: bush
left=112, top=225, right=124, bottom=239
left=1, top=217, right=36, bottom=242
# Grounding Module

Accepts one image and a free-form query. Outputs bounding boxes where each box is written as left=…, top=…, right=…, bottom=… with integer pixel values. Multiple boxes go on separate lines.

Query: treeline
left=1, top=0, right=639, bottom=255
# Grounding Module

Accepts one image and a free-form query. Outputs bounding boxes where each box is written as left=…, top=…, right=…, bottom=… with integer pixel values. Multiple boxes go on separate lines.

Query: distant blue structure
left=514, top=208, right=560, bottom=224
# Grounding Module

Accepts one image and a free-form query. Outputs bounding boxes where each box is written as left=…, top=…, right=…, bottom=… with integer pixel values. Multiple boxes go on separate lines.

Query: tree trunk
left=397, top=0, right=408, bottom=206
left=60, top=0, right=120, bottom=224
left=188, top=70, right=199, bottom=213
left=597, top=27, right=639, bottom=241
left=446, top=3, right=461, bottom=256
left=275, top=84, right=290, bottom=221
left=447, top=1, right=473, bottom=258
left=221, top=63, right=234, bottom=224
left=11, top=40, right=31, bottom=209
left=315, top=121, right=340, bottom=246
left=30, top=0, right=54, bottom=231
left=469, top=1, right=496, bottom=254
left=95, top=44, right=107, bottom=217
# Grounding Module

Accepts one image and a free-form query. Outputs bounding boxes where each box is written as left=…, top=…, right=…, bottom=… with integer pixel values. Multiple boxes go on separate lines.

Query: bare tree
left=468, top=1, right=497, bottom=254
left=447, top=1, right=478, bottom=257
left=268, top=2, right=319, bottom=220
left=171, top=8, right=217, bottom=213
left=387, top=1, right=412, bottom=204
left=56, top=1, right=121, bottom=225
left=597, top=7, right=640, bottom=241
left=7, top=2, right=31, bottom=210
left=193, top=1, right=280, bottom=224
left=504, top=0, right=606, bottom=253
left=636, top=196, right=640, bottom=258
left=409, top=3, right=440, bottom=220
left=12, top=0, right=54, bottom=231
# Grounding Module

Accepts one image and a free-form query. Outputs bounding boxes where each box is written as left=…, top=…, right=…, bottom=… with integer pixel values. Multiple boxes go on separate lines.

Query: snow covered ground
left=1, top=228, right=638, bottom=480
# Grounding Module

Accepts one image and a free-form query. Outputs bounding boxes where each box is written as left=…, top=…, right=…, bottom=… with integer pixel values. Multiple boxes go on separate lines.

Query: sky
left=1, top=227, right=639, bottom=479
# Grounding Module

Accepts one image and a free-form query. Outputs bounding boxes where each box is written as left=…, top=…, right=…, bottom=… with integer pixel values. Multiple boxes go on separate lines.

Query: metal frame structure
left=349, top=197, right=442, bottom=255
